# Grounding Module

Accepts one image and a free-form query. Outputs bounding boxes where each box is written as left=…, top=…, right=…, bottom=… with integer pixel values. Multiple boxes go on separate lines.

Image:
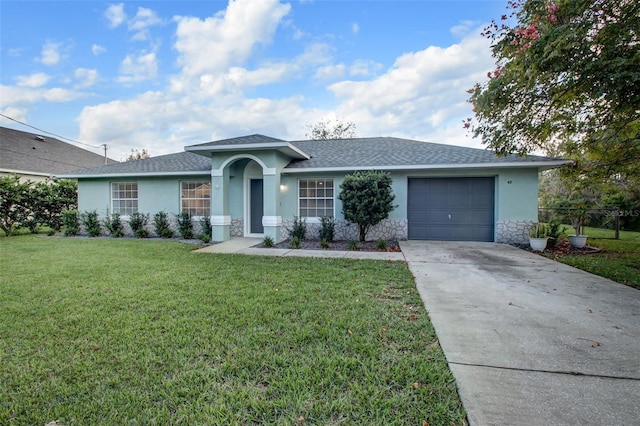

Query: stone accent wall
left=496, top=220, right=535, bottom=244
left=230, top=218, right=244, bottom=237
left=280, top=218, right=408, bottom=241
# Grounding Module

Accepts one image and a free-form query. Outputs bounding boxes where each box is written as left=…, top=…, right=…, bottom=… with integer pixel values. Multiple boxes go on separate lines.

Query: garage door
left=408, top=177, right=495, bottom=241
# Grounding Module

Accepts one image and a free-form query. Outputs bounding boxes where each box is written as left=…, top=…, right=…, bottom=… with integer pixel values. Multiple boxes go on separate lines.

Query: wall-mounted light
left=280, top=184, right=287, bottom=191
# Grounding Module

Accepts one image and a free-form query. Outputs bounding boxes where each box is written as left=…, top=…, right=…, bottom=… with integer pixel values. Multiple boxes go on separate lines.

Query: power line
left=0, top=113, right=101, bottom=149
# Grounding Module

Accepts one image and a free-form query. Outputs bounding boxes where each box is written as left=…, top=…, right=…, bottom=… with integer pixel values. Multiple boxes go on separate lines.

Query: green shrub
left=199, top=216, right=212, bottom=241
left=176, top=212, right=194, bottom=239
left=46, top=228, right=56, bottom=236
left=104, top=212, right=124, bottom=238
left=62, top=209, right=79, bottom=236
left=262, top=235, right=274, bottom=248
left=319, top=216, right=335, bottom=242
left=22, top=217, right=39, bottom=234
left=320, top=239, right=330, bottom=249
left=153, top=211, right=174, bottom=238
left=339, top=171, right=396, bottom=242
left=81, top=210, right=101, bottom=237
left=348, top=239, right=358, bottom=251
left=546, top=222, right=567, bottom=247
left=288, top=216, right=307, bottom=240
left=376, top=239, right=388, bottom=251
left=130, top=212, right=149, bottom=238
left=289, top=236, right=301, bottom=249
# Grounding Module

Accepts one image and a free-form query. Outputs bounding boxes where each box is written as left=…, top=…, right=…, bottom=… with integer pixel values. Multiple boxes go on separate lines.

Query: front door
left=250, top=179, right=264, bottom=234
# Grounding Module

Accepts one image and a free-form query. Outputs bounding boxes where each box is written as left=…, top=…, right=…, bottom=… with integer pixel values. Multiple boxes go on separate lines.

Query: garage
left=407, top=177, right=495, bottom=241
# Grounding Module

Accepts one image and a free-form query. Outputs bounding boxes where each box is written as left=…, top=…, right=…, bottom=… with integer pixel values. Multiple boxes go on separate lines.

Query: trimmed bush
left=62, top=209, right=79, bottom=236
left=130, top=212, right=149, bottom=238
left=104, top=212, right=124, bottom=238
left=319, top=216, right=335, bottom=242
left=176, top=212, right=194, bottom=239
left=81, top=210, right=101, bottom=237
left=199, top=216, right=212, bottom=242
left=153, top=211, right=173, bottom=238
left=288, top=216, right=307, bottom=240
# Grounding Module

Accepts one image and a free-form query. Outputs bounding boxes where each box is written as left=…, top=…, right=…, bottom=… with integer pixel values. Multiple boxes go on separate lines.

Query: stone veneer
left=496, top=220, right=535, bottom=244
left=279, top=218, right=408, bottom=242
left=230, top=218, right=244, bottom=237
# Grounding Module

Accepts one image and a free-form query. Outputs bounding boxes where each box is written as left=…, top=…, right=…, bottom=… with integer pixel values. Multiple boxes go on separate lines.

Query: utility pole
left=100, top=144, right=109, bottom=164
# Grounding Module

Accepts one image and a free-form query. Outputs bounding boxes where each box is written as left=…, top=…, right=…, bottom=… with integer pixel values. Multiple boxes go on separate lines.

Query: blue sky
left=1, top=0, right=506, bottom=160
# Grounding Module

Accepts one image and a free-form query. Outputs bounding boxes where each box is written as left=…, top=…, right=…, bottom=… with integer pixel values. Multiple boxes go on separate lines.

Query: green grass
left=0, top=236, right=466, bottom=425
left=549, top=227, right=640, bottom=289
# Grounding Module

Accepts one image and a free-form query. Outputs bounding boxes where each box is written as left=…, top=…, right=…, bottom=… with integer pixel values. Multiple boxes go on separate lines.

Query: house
left=57, top=134, right=568, bottom=244
left=0, top=126, right=117, bottom=182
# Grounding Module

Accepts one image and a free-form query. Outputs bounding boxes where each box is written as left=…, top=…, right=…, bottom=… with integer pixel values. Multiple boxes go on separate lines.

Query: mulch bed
left=514, top=238, right=601, bottom=255
left=266, top=239, right=402, bottom=252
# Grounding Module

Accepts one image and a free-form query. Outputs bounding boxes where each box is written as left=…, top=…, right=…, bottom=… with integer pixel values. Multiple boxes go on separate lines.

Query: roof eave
left=185, top=142, right=310, bottom=160
left=283, top=160, right=572, bottom=174
left=55, top=170, right=211, bottom=179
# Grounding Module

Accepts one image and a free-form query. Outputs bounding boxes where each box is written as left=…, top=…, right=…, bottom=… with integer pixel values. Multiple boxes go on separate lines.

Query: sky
left=0, top=0, right=507, bottom=161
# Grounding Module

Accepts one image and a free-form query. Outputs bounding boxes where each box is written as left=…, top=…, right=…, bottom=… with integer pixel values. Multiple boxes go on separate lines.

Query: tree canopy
left=468, top=0, right=639, bottom=178
left=305, top=118, right=357, bottom=140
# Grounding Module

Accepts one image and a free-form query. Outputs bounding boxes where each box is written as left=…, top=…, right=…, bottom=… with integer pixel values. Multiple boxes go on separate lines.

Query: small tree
left=338, top=171, right=396, bottom=242
left=176, top=212, right=194, bottom=239
left=0, top=174, right=32, bottom=236
left=153, top=211, right=174, bottom=238
left=305, top=118, right=357, bottom=140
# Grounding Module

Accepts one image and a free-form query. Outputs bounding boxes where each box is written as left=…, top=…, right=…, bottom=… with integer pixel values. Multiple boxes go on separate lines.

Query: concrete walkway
left=400, top=240, right=640, bottom=426
left=194, top=237, right=405, bottom=261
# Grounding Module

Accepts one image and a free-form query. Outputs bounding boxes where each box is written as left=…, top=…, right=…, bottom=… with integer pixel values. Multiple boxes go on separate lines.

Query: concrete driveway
left=399, top=241, right=640, bottom=426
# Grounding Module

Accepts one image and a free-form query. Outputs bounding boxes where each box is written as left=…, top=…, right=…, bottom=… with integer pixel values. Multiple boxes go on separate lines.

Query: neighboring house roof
left=58, top=151, right=212, bottom=178
left=57, top=134, right=568, bottom=178
left=0, top=126, right=117, bottom=177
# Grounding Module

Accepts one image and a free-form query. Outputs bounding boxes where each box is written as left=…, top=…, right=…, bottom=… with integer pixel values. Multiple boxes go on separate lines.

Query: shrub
left=339, top=171, right=396, bottom=242
left=130, top=212, right=149, bottom=238
left=22, top=217, right=39, bottom=234
left=528, top=223, right=549, bottom=238
left=262, top=235, right=274, bottom=248
left=319, top=216, right=335, bottom=242
left=153, top=211, right=174, bottom=238
left=199, top=216, right=212, bottom=241
left=104, top=212, right=124, bottom=238
left=176, top=212, right=194, bottom=239
left=62, top=209, right=79, bottom=236
left=289, top=236, right=301, bottom=249
left=288, top=216, right=307, bottom=240
left=348, top=239, right=358, bottom=251
left=46, top=228, right=56, bottom=236
left=320, top=239, right=330, bottom=249
left=376, top=239, right=388, bottom=251
left=81, top=210, right=101, bottom=237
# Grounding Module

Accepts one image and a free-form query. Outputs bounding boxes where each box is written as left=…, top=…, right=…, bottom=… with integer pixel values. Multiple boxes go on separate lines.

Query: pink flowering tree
left=467, top=0, right=639, bottom=180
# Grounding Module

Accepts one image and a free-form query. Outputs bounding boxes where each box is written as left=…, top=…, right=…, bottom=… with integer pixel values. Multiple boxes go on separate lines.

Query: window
left=111, top=182, right=138, bottom=216
left=299, top=179, right=334, bottom=218
left=181, top=181, right=211, bottom=217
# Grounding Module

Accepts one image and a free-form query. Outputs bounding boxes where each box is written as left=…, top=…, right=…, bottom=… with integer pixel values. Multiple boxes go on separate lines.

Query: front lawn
left=0, top=236, right=466, bottom=425
left=548, top=227, right=640, bottom=289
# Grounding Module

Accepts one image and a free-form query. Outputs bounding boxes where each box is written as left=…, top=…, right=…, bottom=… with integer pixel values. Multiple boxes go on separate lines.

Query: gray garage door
left=408, top=177, right=495, bottom=241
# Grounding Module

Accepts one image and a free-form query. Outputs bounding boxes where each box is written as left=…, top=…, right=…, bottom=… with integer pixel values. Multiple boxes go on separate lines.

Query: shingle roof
left=187, top=134, right=287, bottom=147
left=0, top=126, right=117, bottom=176
left=58, top=151, right=211, bottom=177
left=286, top=137, right=557, bottom=170
left=56, top=134, right=566, bottom=178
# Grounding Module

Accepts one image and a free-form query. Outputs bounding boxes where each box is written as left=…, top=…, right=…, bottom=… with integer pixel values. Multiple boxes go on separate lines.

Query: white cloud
left=450, top=20, right=479, bottom=38
left=173, top=0, right=290, bottom=76
left=117, top=52, right=158, bottom=83
left=92, top=44, right=106, bottom=55
left=39, top=41, right=62, bottom=66
left=314, top=64, right=346, bottom=80
left=349, top=59, right=383, bottom=77
left=75, top=68, right=99, bottom=88
left=129, top=7, right=163, bottom=41
left=351, top=22, right=359, bottom=34
left=105, top=3, right=126, bottom=28
left=327, top=28, right=493, bottom=147
left=0, top=106, right=28, bottom=124
left=15, top=73, right=50, bottom=88
left=0, top=85, right=82, bottom=105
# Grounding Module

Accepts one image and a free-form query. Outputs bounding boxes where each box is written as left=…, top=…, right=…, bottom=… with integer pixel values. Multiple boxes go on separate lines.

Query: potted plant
left=568, top=205, right=588, bottom=248
left=546, top=222, right=566, bottom=248
left=529, top=223, right=549, bottom=252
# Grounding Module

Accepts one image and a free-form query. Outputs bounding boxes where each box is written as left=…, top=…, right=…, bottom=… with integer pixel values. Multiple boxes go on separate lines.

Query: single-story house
left=57, top=134, right=568, bottom=244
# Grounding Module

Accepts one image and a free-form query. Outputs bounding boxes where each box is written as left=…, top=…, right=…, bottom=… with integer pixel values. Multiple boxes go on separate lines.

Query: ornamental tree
left=467, top=0, right=639, bottom=178
left=0, top=174, right=31, bottom=236
left=338, top=171, right=396, bottom=242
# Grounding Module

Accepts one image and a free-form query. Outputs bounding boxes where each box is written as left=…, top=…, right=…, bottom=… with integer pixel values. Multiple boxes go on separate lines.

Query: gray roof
left=58, top=151, right=211, bottom=177
left=57, top=134, right=567, bottom=178
left=0, top=126, right=117, bottom=176
left=285, top=137, right=558, bottom=170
